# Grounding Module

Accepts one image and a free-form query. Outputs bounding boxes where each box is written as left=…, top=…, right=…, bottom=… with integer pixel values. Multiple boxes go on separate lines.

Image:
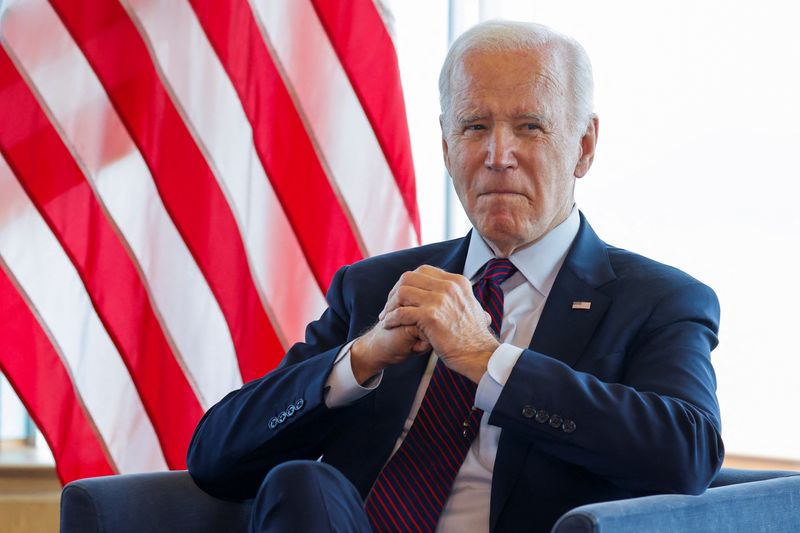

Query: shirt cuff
left=324, top=339, right=382, bottom=408
left=475, top=343, right=524, bottom=412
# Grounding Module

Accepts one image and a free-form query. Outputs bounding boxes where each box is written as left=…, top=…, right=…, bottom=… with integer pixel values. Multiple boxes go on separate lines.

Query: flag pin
left=572, top=301, right=592, bottom=310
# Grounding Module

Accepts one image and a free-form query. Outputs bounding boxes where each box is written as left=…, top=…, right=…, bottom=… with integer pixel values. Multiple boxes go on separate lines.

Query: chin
left=478, top=219, right=548, bottom=253
left=477, top=224, right=523, bottom=249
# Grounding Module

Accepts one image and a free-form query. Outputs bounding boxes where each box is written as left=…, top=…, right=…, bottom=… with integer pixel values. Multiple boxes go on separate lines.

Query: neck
left=485, top=206, right=574, bottom=257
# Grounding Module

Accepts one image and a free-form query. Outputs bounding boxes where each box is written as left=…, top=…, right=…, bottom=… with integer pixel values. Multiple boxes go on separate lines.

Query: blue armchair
left=61, top=468, right=800, bottom=532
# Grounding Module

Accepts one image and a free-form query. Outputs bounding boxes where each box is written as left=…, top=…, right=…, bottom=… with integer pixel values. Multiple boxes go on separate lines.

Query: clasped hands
left=351, top=265, right=500, bottom=385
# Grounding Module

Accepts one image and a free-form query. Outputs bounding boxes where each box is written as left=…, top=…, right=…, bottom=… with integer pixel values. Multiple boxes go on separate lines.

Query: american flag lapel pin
left=572, top=301, right=592, bottom=310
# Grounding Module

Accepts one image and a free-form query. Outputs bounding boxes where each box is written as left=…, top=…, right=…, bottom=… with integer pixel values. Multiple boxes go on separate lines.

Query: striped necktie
left=365, top=258, right=517, bottom=532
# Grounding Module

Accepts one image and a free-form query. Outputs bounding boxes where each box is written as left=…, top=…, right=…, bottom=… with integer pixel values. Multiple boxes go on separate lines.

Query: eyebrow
left=513, top=112, right=548, bottom=123
left=456, top=112, right=550, bottom=124
left=457, top=114, right=488, bottom=124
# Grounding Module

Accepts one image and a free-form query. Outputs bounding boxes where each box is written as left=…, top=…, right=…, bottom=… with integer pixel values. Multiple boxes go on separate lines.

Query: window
left=386, top=0, right=800, bottom=461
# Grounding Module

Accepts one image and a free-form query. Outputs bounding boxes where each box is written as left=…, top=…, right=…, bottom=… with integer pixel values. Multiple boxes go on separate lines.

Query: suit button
left=295, top=399, right=305, bottom=410
left=278, top=411, right=287, bottom=423
left=562, top=419, right=576, bottom=433
left=535, top=410, right=549, bottom=424
left=286, top=404, right=296, bottom=416
left=522, top=405, right=536, bottom=418
left=549, top=414, right=563, bottom=429
left=268, top=417, right=279, bottom=429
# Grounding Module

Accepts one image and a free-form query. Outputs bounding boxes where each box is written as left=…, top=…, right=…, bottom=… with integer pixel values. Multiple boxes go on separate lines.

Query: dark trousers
left=250, top=460, right=373, bottom=533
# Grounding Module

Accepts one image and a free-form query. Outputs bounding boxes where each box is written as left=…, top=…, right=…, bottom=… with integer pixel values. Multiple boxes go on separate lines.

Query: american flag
left=0, top=0, right=419, bottom=484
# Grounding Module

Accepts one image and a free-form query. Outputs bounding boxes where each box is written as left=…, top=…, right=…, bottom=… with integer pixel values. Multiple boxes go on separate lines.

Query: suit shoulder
left=346, top=238, right=465, bottom=277
left=605, top=245, right=715, bottom=297
left=328, top=238, right=466, bottom=304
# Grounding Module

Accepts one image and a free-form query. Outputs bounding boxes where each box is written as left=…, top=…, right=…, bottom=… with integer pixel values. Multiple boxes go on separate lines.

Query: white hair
left=439, top=20, right=594, bottom=136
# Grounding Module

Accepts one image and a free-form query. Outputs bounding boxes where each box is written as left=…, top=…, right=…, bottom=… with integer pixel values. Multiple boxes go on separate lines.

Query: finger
left=384, top=268, right=434, bottom=305
left=412, top=339, right=432, bottom=353
left=414, top=264, right=447, bottom=276
left=380, top=272, right=414, bottom=319
left=382, top=306, right=422, bottom=330
left=398, top=270, right=464, bottom=295
left=381, top=285, right=439, bottom=319
left=383, top=270, right=447, bottom=316
left=416, top=264, right=472, bottom=286
left=388, top=325, right=429, bottom=353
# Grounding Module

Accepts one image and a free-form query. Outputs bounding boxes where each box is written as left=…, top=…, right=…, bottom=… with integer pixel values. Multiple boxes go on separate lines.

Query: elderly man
left=187, top=20, right=723, bottom=533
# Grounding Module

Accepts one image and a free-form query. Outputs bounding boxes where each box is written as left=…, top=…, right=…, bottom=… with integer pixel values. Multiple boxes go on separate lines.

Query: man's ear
left=574, top=115, right=599, bottom=179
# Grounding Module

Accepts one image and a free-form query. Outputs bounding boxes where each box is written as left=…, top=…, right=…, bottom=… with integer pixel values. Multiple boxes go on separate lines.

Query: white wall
left=386, top=0, right=800, bottom=460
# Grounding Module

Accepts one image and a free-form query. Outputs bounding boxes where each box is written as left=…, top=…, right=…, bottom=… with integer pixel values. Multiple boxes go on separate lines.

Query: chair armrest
left=552, top=470, right=800, bottom=533
left=710, top=467, right=799, bottom=487
left=60, top=470, right=251, bottom=533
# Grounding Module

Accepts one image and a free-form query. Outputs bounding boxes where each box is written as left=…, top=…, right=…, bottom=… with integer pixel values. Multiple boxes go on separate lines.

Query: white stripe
left=251, top=0, right=419, bottom=256
left=1, top=0, right=242, bottom=408
left=0, top=154, right=167, bottom=473
left=123, top=0, right=327, bottom=346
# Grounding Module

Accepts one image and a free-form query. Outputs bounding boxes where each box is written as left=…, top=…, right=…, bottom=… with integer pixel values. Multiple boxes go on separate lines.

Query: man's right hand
left=350, top=320, right=430, bottom=385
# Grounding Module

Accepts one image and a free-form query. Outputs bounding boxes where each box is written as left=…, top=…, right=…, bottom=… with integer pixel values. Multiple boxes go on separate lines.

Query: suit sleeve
left=488, top=280, right=724, bottom=495
left=186, top=265, right=363, bottom=500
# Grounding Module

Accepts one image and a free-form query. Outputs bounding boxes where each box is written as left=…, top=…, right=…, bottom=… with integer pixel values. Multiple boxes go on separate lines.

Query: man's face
left=441, top=47, right=596, bottom=256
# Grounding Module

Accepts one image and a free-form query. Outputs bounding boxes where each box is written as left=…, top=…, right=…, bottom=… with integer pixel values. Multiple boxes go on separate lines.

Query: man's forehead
left=458, top=46, right=557, bottom=74
left=452, top=48, right=566, bottom=95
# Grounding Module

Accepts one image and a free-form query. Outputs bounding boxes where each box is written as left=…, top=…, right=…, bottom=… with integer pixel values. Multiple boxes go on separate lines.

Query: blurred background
left=385, top=0, right=800, bottom=463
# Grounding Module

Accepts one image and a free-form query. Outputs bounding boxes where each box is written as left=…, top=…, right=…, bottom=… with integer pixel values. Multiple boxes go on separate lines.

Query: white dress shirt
left=324, top=206, right=580, bottom=532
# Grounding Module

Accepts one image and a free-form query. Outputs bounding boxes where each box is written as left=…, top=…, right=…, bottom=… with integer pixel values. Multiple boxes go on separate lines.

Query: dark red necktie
left=365, top=258, right=517, bottom=532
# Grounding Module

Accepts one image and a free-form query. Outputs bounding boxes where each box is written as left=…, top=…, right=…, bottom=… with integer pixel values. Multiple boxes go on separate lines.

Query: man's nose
left=484, top=126, right=518, bottom=171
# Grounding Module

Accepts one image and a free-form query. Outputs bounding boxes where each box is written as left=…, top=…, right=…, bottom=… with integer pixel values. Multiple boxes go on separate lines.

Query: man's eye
left=523, top=123, right=541, bottom=131
left=465, top=124, right=486, bottom=131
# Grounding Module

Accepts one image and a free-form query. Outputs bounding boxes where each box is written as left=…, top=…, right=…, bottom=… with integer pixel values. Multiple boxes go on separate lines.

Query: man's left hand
left=380, top=265, right=499, bottom=383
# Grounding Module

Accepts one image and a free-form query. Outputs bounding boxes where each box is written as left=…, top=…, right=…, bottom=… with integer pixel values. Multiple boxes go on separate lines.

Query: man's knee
left=261, top=460, right=328, bottom=491
left=251, top=461, right=370, bottom=533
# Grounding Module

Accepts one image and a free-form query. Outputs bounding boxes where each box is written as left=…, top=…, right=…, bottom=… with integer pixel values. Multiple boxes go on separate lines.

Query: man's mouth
left=479, top=191, right=525, bottom=197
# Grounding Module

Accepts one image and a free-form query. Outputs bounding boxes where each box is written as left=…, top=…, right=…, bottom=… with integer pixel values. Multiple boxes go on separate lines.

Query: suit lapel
left=490, top=214, right=616, bottom=531
left=529, top=267, right=612, bottom=367
left=532, top=212, right=615, bottom=365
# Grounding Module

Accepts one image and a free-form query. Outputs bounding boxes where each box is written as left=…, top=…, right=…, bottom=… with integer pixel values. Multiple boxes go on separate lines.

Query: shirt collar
left=463, top=205, right=580, bottom=295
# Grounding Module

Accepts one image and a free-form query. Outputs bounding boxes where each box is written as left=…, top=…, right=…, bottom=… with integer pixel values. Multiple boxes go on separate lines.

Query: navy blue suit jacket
left=188, top=214, right=724, bottom=532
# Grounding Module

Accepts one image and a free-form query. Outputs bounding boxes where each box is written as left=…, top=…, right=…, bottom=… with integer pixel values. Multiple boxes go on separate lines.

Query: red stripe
left=310, top=0, right=421, bottom=239
left=416, top=379, right=464, bottom=441
left=387, top=450, right=444, bottom=524
left=365, top=489, right=398, bottom=533
left=485, top=268, right=513, bottom=279
left=484, top=288, right=504, bottom=328
left=48, top=0, right=284, bottom=380
left=413, top=406, right=462, bottom=470
left=426, top=370, right=471, bottom=427
left=487, top=284, right=505, bottom=302
left=418, top=419, right=462, bottom=477
left=0, top=260, right=116, bottom=484
left=437, top=365, right=475, bottom=412
left=423, top=388, right=466, bottom=450
left=188, top=0, right=364, bottom=290
left=367, top=479, right=404, bottom=532
left=0, top=46, right=201, bottom=468
left=390, top=450, right=443, bottom=523
left=422, top=377, right=469, bottom=449
left=383, top=467, right=431, bottom=530
left=370, top=474, right=417, bottom=532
